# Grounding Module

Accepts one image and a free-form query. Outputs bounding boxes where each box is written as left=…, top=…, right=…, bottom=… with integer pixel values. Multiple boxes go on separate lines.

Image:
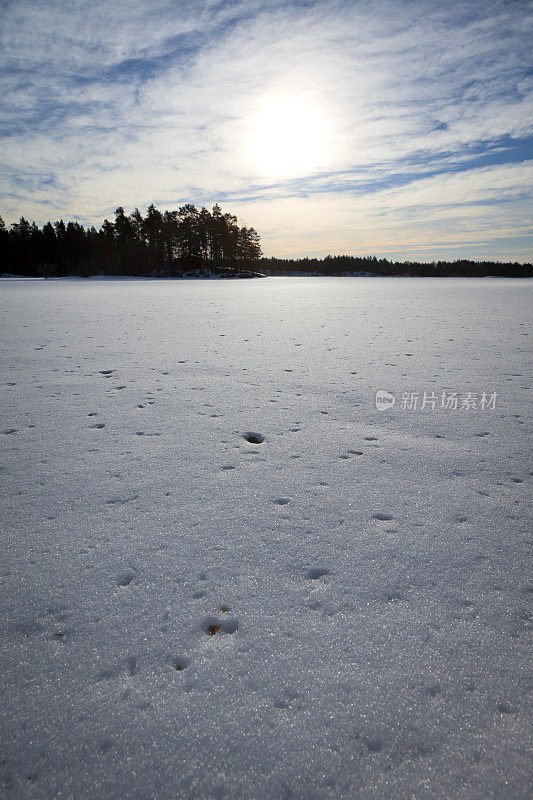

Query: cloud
left=0, top=0, right=531, bottom=259
left=235, top=162, right=533, bottom=260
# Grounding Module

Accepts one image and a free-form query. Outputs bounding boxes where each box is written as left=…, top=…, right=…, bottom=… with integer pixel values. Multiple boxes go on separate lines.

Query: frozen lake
left=0, top=277, right=531, bottom=799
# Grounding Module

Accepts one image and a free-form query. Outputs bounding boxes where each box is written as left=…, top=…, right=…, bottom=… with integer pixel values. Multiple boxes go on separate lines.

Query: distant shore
left=2, top=271, right=532, bottom=281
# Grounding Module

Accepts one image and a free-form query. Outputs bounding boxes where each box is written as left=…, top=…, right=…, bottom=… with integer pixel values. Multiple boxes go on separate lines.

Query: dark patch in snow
left=306, top=567, right=328, bottom=580
left=243, top=432, right=265, bottom=444
left=116, top=570, right=136, bottom=587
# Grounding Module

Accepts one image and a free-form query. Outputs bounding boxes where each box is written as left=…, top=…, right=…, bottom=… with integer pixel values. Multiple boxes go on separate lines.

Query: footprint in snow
left=96, top=656, right=137, bottom=681
left=273, top=690, right=299, bottom=709
left=364, top=737, right=384, bottom=753
left=172, top=656, right=191, bottom=672
left=384, top=591, right=405, bottom=603
left=116, top=570, right=136, bottom=586
left=306, top=567, right=328, bottom=580
left=106, top=495, right=138, bottom=505
left=243, top=432, right=265, bottom=444
left=201, top=615, right=239, bottom=635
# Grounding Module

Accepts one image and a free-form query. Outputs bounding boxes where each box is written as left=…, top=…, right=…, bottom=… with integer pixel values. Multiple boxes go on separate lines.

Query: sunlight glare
left=248, top=91, right=329, bottom=179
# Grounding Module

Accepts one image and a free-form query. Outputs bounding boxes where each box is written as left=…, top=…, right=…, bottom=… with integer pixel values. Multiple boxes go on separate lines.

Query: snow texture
left=0, top=277, right=531, bottom=799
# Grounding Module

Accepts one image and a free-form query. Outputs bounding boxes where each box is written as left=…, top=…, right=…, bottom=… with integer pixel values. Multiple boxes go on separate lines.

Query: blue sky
left=0, top=0, right=531, bottom=260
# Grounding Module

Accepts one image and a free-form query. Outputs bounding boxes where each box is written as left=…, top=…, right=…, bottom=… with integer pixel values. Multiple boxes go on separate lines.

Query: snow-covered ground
left=0, top=277, right=531, bottom=800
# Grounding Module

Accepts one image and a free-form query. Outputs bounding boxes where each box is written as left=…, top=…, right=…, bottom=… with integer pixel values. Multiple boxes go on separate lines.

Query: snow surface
left=0, top=277, right=531, bottom=800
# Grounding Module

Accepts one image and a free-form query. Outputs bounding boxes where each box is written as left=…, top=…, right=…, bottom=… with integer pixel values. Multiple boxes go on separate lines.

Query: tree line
left=262, top=254, right=533, bottom=278
left=1, top=208, right=531, bottom=278
left=0, top=204, right=262, bottom=277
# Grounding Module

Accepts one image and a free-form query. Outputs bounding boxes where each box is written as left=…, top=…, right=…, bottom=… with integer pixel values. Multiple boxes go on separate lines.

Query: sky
left=0, top=0, right=532, bottom=261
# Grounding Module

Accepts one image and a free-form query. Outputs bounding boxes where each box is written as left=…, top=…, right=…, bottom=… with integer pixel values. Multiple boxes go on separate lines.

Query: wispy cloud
left=0, top=0, right=531, bottom=259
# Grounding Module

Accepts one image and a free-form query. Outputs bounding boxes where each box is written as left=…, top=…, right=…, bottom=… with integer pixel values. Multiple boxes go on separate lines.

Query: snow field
left=0, top=277, right=531, bottom=799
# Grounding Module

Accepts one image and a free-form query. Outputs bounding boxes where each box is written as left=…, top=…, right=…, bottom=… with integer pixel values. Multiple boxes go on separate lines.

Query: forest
left=1, top=206, right=531, bottom=278
left=262, top=255, right=533, bottom=278
left=0, top=204, right=262, bottom=277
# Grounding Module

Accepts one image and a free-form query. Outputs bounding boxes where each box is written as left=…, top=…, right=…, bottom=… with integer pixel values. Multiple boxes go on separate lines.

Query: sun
left=247, top=90, right=329, bottom=179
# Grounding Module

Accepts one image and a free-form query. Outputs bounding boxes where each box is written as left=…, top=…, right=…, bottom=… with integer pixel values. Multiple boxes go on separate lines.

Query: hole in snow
left=243, top=432, right=265, bottom=444
left=116, top=570, right=136, bottom=587
left=207, top=623, right=221, bottom=635
left=172, top=656, right=190, bottom=671
left=306, top=567, right=328, bottom=580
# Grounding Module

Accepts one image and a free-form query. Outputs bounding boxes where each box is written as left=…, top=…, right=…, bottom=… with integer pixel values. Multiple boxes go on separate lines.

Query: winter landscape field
left=0, top=276, right=531, bottom=800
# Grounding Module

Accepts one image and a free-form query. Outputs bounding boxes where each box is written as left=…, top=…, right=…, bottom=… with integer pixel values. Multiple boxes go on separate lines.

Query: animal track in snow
left=221, top=618, right=239, bottom=634
left=364, top=738, right=384, bottom=753
left=96, top=656, right=137, bottom=682
left=243, top=432, right=265, bottom=444
left=384, top=591, right=405, bottom=603
left=106, top=494, right=138, bottom=506
left=172, top=656, right=191, bottom=671
left=116, top=569, right=136, bottom=587
left=273, top=690, right=299, bottom=709
left=201, top=615, right=239, bottom=636
left=306, top=567, right=328, bottom=580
